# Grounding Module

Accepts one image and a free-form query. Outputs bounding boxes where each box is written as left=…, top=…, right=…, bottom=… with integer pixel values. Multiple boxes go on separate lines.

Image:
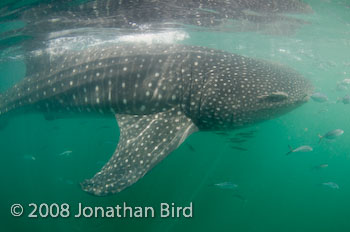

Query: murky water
left=1, top=0, right=350, bottom=231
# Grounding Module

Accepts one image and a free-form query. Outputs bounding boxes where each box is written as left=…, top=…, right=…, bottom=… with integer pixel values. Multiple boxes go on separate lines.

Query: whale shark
left=0, top=43, right=311, bottom=196
left=1, top=0, right=312, bottom=29
left=0, top=0, right=312, bottom=51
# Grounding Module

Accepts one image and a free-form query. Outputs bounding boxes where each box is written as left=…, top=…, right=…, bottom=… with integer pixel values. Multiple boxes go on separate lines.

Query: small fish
left=319, top=164, right=329, bottom=168
left=236, top=132, right=255, bottom=136
left=215, top=131, right=230, bottom=136
left=228, top=138, right=247, bottom=143
left=340, top=79, right=350, bottom=85
left=22, top=155, right=36, bottom=161
left=317, top=108, right=329, bottom=114
left=228, top=137, right=245, bottom=141
left=336, top=79, right=350, bottom=91
left=58, top=150, right=73, bottom=156
left=286, top=145, right=313, bottom=155
left=336, top=83, right=348, bottom=91
left=230, top=146, right=248, bottom=151
left=236, top=132, right=255, bottom=138
left=311, top=92, right=328, bottom=103
left=342, top=95, right=350, bottom=104
left=322, top=182, right=339, bottom=189
left=213, top=182, right=238, bottom=189
left=240, top=134, right=255, bottom=138
left=232, top=194, right=247, bottom=202
left=229, top=140, right=246, bottom=144
left=318, top=129, right=344, bottom=144
left=337, top=95, right=350, bottom=104
left=312, top=164, right=328, bottom=170
left=186, top=143, right=196, bottom=152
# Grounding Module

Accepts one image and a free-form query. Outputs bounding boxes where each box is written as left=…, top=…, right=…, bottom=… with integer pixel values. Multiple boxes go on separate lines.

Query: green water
left=1, top=0, right=350, bottom=231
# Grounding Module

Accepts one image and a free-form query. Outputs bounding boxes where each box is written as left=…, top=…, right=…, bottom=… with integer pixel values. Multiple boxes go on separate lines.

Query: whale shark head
left=191, top=54, right=312, bottom=130
left=248, top=63, right=311, bottom=121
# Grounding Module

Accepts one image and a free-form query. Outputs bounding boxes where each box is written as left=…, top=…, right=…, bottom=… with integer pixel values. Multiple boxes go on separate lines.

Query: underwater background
left=1, top=0, right=350, bottom=231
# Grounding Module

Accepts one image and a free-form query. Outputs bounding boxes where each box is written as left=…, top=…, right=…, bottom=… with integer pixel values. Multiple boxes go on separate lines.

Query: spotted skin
left=0, top=44, right=311, bottom=196
left=3, top=0, right=312, bottom=30
left=0, top=0, right=312, bottom=51
left=82, top=107, right=197, bottom=195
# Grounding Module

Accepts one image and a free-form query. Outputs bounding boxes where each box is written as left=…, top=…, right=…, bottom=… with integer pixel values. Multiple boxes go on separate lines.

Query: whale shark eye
left=257, top=91, right=289, bottom=103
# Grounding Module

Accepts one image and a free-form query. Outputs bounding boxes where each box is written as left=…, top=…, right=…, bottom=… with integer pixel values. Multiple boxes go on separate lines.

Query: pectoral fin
left=81, top=107, right=198, bottom=196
